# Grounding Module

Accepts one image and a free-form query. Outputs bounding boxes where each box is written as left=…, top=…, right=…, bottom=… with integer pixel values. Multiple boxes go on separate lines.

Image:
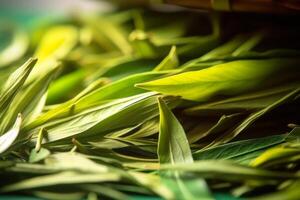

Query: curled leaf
left=0, top=113, right=22, bottom=154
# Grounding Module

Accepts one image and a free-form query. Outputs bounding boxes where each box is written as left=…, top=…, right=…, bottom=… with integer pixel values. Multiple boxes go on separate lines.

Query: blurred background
left=0, top=0, right=112, bottom=28
left=0, top=0, right=111, bottom=13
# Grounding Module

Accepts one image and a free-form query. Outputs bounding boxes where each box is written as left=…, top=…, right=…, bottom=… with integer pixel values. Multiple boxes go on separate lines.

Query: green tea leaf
left=157, top=98, right=212, bottom=200
left=37, top=93, right=163, bottom=143
left=207, top=88, right=300, bottom=147
left=81, top=184, right=130, bottom=200
left=200, top=34, right=248, bottom=60
left=187, top=113, right=243, bottom=143
left=33, top=191, right=84, bottom=200
left=0, top=64, right=59, bottom=133
left=250, top=145, right=300, bottom=167
left=286, top=127, right=300, bottom=143
left=0, top=113, right=22, bottom=154
left=231, top=30, right=266, bottom=56
left=157, top=97, right=193, bottom=164
left=193, top=135, right=286, bottom=164
left=185, top=83, right=300, bottom=115
left=0, top=171, right=121, bottom=192
left=153, top=46, right=178, bottom=71
left=137, top=59, right=300, bottom=101
left=160, top=160, right=298, bottom=181
left=0, top=58, right=37, bottom=115
left=29, top=148, right=51, bottom=163
left=44, top=153, right=108, bottom=173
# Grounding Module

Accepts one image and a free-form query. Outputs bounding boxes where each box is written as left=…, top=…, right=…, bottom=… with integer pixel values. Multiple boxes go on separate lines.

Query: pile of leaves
left=0, top=4, right=300, bottom=200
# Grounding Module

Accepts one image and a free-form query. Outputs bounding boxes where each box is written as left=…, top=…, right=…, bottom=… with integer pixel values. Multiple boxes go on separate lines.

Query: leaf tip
left=134, top=83, right=146, bottom=89
left=28, top=57, right=38, bottom=65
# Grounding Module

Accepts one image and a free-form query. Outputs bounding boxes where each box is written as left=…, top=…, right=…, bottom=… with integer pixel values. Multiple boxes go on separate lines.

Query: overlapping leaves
left=0, top=6, right=300, bottom=200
